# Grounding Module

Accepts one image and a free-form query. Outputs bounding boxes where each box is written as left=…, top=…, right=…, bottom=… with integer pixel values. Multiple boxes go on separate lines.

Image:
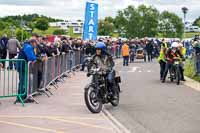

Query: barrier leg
left=51, top=81, right=58, bottom=89
left=38, top=89, right=50, bottom=97
left=18, top=96, right=25, bottom=107
left=45, top=87, right=53, bottom=95
left=24, top=95, right=39, bottom=104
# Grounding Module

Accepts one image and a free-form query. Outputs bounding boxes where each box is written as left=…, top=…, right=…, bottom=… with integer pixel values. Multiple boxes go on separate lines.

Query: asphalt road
left=105, top=59, right=200, bottom=133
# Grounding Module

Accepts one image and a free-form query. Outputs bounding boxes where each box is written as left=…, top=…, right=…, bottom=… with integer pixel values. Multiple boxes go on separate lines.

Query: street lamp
left=182, top=7, right=189, bottom=38
left=182, top=7, right=188, bottom=23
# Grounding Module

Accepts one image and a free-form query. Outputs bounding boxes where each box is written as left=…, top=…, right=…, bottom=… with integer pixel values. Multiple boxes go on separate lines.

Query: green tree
left=0, top=21, right=6, bottom=30
left=114, top=5, right=159, bottom=38
left=193, top=17, right=200, bottom=27
left=53, top=29, right=66, bottom=35
left=16, top=29, right=31, bottom=42
left=98, top=19, right=114, bottom=36
left=35, top=18, right=49, bottom=31
left=159, top=11, right=184, bottom=38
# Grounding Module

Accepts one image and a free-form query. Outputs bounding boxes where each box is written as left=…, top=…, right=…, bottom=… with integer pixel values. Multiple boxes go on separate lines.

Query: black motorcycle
left=84, top=65, right=121, bottom=113
left=169, top=58, right=181, bottom=85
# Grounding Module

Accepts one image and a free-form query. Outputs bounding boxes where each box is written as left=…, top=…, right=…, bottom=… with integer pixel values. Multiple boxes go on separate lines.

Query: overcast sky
left=0, top=0, right=199, bottom=21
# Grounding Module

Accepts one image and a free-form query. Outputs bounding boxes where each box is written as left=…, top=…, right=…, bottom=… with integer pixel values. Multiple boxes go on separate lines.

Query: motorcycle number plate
left=174, top=61, right=179, bottom=65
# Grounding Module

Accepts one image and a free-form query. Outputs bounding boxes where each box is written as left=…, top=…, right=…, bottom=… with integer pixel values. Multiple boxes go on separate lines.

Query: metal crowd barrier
left=25, top=50, right=82, bottom=103
left=0, top=48, right=118, bottom=105
left=0, top=59, right=28, bottom=106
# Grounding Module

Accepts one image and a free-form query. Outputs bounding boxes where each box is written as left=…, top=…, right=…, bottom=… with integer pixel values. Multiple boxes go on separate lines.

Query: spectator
left=193, top=41, right=200, bottom=77
left=61, top=39, right=72, bottom=53
left=121, top=43, right=130, bottom=66
left=36, top=37, right=48, bottom=88
left=48, top=42, right=58, bottom=56
left=0, top=34, right=9, bottom=68
left=146, top=40, right=153, bottom=62
left=81, top=42, right=95, bottom=71
left=7, top=36, right=21, bottom=70
left=16, top=39, right=37, bottom=103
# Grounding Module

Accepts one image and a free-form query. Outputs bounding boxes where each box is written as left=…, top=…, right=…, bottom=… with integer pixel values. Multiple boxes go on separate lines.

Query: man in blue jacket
left=15, top=39, right=37, bottom=103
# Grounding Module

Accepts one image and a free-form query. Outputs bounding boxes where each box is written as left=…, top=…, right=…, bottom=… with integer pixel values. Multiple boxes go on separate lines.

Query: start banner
left=83, top=0, right=98, bottom=40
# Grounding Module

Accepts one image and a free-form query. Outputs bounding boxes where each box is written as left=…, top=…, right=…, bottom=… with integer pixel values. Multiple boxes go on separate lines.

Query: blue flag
left=83, top=1, right=98, bottom=40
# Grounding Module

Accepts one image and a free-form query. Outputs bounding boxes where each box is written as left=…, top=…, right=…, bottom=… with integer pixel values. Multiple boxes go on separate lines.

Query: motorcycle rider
left=162, top=42, right=183, bottom=83
left=88, top=41, right=117, bottom=97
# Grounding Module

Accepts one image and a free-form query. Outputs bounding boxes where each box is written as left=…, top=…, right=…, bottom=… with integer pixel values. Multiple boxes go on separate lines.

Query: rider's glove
left=87, top=73, right=91, bottom=77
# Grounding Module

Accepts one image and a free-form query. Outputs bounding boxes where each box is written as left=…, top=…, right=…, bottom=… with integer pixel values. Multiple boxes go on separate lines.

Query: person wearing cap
left=35, top=37, right=49, bottom=89
left=162, top=42, right=183, bottom=83
left=15, top=39, right=37, bottom=103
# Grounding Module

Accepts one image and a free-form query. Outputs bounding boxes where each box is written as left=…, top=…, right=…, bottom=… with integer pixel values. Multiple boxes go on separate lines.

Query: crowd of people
left=1, top=33, right=200, bottom=102
left=157, top=35, right=200, bottom=83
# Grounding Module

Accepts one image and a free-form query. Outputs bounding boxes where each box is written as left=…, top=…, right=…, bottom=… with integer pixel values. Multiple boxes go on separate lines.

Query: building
left=184, top=21, right=200, bottom=32
left=49, top=20, right=83, bottom=34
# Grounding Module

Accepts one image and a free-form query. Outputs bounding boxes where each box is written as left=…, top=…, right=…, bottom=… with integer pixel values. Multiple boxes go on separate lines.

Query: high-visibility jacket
left=178, top=47, right=186, bottom=63
left=157, top=49, right=166, bottom=62
left=121, top=44, right=129, bottom=57
left=180, top=47, right=186, bottom=56
left=161, top=42, right=168, bottom=49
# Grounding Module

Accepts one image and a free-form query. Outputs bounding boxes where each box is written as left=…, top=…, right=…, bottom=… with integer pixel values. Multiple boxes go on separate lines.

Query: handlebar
left=87, top=67, right=108, bottom=77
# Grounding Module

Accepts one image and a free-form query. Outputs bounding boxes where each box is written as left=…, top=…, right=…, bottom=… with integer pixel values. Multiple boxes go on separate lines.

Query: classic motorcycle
left=169, top=57, right=181, bottom=85
left=84, top=64, right=121, bottom=113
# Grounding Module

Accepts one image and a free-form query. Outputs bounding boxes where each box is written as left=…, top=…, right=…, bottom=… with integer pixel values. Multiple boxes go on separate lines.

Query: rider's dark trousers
left=162, top=62, right=173, bottom=81
left=159, top=60, right=166, bottom=80
left=107, top=70, right=116, bottom=93
left=147, top=52, right=153, bottom=62
left=179, top=66, right=185, bottom=80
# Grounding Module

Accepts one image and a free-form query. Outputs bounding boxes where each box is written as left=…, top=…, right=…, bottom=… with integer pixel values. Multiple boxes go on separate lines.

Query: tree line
left=0, top=14, right=63, bottom=40
left=98, top=5, right=185, bottom=38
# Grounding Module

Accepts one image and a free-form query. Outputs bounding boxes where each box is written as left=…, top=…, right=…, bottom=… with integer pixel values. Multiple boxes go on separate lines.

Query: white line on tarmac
left=0, top=115, right=104, bottom=121
left=102, top=109, right=131, bottom=133
left=0, top=120, right=64, bottom=133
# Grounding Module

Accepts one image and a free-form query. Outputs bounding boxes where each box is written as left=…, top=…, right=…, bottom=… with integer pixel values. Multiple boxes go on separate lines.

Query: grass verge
left=184, top=59, right=200, bottom=82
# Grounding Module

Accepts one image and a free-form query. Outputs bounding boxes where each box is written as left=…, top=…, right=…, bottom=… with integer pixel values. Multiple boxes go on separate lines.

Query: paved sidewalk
left=0, top=72, right=117, bottom=133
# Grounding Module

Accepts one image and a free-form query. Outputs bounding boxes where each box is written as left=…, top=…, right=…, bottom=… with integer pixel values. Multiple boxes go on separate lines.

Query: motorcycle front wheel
left=84, top=85, right=103, bottom=113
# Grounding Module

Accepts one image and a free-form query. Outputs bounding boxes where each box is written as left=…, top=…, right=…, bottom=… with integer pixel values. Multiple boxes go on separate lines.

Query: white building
left=184, top=21, right=200, bottom=32
left=49, top=20, right=84, bottom=34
